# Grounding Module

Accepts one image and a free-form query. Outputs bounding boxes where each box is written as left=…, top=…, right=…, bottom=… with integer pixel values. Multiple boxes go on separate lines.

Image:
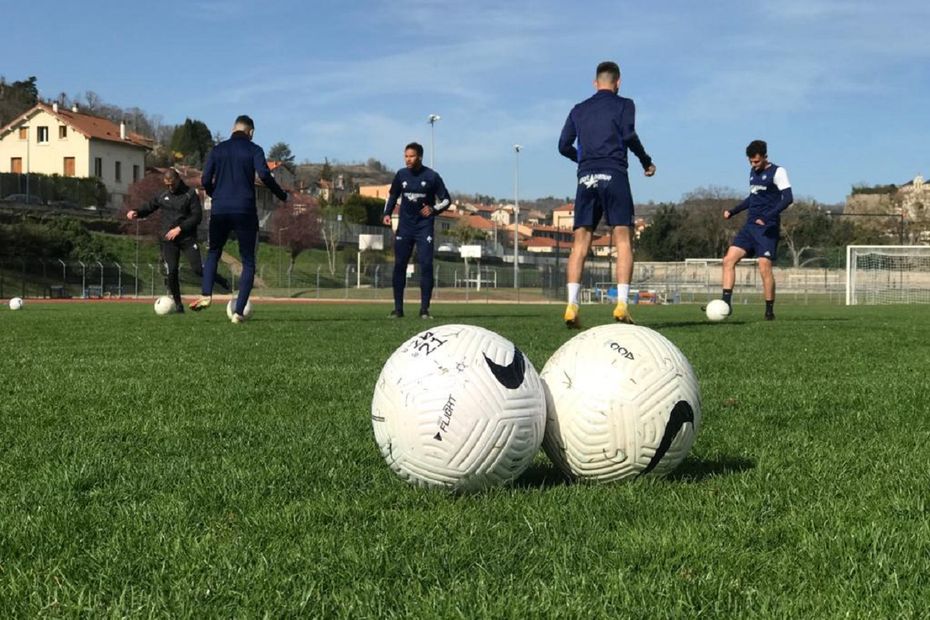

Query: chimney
left=120, top=122, right=127, bottom=140
left=71, top=104, right=78, bottom=113
left=52, top=102, right=59, bottom=114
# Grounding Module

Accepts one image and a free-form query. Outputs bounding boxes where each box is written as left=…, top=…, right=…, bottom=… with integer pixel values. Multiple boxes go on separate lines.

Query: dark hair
left=235, top=115, right=255, bottom=130
left=163, top=168, right=181, bottom=181
left=746, top=140, right=767, bottom=158
left=405, top=142, right=424, bottom=157
left=596, top=61, right=621, bottom=82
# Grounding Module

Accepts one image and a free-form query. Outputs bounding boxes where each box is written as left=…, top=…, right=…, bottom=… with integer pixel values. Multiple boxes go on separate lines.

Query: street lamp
left=21, top=119, right=30, bottom=203
left=427, top=114, right=441, bottom=168
left=513, top=144, right=522, bottom=289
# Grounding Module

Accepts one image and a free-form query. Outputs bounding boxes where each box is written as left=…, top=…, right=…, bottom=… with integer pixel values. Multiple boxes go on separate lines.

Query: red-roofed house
left=551, top=203, right=574, bottom=229
left=0, top=102, right=152, bottom=208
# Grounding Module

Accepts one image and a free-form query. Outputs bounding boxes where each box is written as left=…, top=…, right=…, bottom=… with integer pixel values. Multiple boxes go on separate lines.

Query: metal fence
left=0, top=256, right=848, bottom=305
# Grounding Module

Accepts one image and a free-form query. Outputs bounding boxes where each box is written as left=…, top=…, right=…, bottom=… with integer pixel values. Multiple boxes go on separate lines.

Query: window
left=115, top=161, right=122, bottom=183
left=18, top=127, right=27, bottom=140
left=11, top=158, right=22, bottom=174
left=59, top=126, right=67, bottom=139
left=37, top=126, right=49, bottom=143
left=132, top=165, right=140, bottom=183
left=94, top=158, right=103, bottom=178
left=64, top=157, right=75, bottom=177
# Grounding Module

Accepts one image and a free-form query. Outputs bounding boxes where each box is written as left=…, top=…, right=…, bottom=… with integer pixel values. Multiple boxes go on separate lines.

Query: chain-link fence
left=0, top=255, right=848, bottom=305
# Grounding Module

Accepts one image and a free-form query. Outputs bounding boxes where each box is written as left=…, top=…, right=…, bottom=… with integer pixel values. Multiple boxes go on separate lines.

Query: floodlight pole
left=428, top=114, right=441, bottom=168
left=513, top=144, right=522, bottom=289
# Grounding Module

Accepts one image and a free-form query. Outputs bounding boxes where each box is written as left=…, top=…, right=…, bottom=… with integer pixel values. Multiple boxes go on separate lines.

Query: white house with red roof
left=0, top=102, right=152, bottom=208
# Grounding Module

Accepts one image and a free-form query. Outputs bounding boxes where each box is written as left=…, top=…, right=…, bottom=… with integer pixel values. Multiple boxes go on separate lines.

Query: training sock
left=567, top=283, right=581, bottom=305
left=722, top=289, right=733, bottom=306
left=616, top=284, right=630, bottom=304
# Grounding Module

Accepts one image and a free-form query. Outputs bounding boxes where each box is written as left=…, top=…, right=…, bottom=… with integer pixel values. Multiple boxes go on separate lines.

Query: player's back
left=569, top=91, right=635, bottom=173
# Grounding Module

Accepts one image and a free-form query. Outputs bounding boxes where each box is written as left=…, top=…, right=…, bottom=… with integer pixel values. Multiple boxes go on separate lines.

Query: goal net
left=846, top=245, right=930, bottom=305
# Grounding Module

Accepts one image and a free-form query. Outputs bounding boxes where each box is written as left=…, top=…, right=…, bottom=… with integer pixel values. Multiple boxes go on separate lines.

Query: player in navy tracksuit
left=558, top=60, right=655, bottom=328
left=720, top=140, right=794, bottom=320
left=381, top=142, right=451, bottom=319
left=127, top=168, right=230, bottom=313
left=192, top=115, right=288, bottom=322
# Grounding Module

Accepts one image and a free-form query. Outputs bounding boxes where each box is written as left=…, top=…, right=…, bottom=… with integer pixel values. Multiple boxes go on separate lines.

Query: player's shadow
left=665, top=455, right=755, bottom=482
left=512, top=462, right=572, bottom=489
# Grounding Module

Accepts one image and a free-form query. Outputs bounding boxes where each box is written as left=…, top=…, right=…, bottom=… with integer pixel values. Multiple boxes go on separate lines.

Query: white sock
left=617, top=284, right=630, bottom=304
left=568, top=283, right=581, bottom=305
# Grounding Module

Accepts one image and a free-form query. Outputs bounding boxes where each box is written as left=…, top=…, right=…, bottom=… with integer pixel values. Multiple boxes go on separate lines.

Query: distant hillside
left=295, top=159, right=394, bottom=189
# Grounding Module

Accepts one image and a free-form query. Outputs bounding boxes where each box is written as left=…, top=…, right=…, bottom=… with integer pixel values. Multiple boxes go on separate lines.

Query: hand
left=644, top=164, right=656, bottom=177
left=382, top=215, right=392, bottom=226
left=126, top=210, right=137, bottom=220
left=419, top=205, right=434, bottom=217
left=164, top=226, right=181, bottom=241
left=723, top=210, right=731, bottom=220
left=754, top=218, right=766, bottom=226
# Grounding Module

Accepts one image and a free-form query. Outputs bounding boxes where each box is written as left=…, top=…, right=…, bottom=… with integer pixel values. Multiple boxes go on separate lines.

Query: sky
left=2, top=0, right=928, bottom=205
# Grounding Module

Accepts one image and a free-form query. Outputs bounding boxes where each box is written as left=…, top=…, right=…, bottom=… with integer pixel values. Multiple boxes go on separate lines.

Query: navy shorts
left=573, top=171, right=634, bottom=229
left=731, top=221, right=779, bottom=260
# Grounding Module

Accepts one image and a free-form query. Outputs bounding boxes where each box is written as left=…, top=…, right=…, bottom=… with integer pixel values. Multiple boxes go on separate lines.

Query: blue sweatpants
left=203, top=212, right=259, bottom=315
left=392, top=227, right=434, bottom=312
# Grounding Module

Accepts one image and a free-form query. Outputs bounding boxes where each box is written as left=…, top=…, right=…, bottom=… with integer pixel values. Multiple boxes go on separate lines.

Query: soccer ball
left=153, top=296, right=176, bottom=315
left=541, top=324, right=701, bottom=482
left=226, top=299, right=253, bottom=320
left=705, top=299, right=731, bottom=322
left=9, top=297, right=24, bottom=310
left=371, top=324, right=546, bottom=492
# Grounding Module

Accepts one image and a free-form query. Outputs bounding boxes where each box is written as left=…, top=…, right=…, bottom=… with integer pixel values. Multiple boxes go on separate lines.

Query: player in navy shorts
left=719, top=140, right=794, bottom=320
left=558, top=60, right=655, bottom=327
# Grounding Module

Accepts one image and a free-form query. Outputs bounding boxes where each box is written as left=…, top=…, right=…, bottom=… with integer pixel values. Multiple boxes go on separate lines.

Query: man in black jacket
left=127, top=168, right=229, bottom=313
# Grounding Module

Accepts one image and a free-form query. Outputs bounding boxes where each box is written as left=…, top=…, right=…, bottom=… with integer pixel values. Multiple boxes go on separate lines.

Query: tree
left=118, top=172, right=166, bottom=238
left=342, top=194, right=385, bottom=225
left=678, top=186, right=741, bottom=259
left=169, top=118, right=214, bottom=167
left=636, top=204, right=687, bottom=261
left=269, top=199, right=322, bottom=269
left=446, top=219, right=487, bottom=245
left=319, top=204, right=343, bottom=275
left=780, top=200, right=833, bottom=267
left=0, top=75, right=39, bottom=126
left=268, top=142, right=296, bottom=171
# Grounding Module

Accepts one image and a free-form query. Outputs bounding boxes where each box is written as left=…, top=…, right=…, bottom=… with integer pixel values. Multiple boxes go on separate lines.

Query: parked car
left=48, top=200, right=81, bottom=210
left=1, top=193, right=45, bottom=206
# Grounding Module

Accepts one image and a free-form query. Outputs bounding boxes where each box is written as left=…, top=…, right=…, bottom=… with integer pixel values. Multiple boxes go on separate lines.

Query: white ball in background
left=9, top=297, right=24, bottom=311
left=372, top=324, right=546, bottom=492
left=541, top=324, right=701, bottom=483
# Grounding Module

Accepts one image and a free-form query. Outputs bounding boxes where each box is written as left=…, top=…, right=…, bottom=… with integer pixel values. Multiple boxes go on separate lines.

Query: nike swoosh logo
left=641, top=400, right=695, bottom=475
left=483, top=347, right=526, bottom=389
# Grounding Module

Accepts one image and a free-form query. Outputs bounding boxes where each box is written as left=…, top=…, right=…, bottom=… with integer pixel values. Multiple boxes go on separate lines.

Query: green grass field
left=1, top=301, right=928, bottom=617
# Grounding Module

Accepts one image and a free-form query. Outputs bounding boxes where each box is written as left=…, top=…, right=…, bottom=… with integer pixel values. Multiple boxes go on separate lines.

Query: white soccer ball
left=541, top=324, right=701, bottom=483
left=9, top=297, right=24, bottom=311
left=372, top=324, right=546, bottom=492
left=705, top=299, right=731, bottom=322
left=153, top=295, right=176, bottom=315
left=226, top=299, right=253, bottom=320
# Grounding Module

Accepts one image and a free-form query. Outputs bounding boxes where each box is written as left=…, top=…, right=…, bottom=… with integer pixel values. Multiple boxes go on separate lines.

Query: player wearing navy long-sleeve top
left=381, top=142, right=451, bottom=318
left=190, top=115, right=288, bottom=323
left=558, top=61, right=655, bottom=328
left=719, top=140, right=794, bottom=320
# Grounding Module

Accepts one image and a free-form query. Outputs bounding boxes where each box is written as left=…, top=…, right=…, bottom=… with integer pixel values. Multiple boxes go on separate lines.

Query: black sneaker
left=764, top=313, right=775, bottom=321
left=419, top=309, right=433, bottom=319
left=174, top=304, right=185, bottom=314
left=388, top=309, right=404, bottom=319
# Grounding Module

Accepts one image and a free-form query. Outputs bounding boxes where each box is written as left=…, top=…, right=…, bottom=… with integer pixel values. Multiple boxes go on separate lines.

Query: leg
left=416, top=232, right=435, bottom=316
left=722, top=245, right=747, bottom=293
left=202, top=215, right=231, bottom=297
left=759, top=257, right=776, bottom=318
left=392, top=234, right=415, bottom=316
left=162, top=241, right=183, bottom=308
left=233, top=214, right=259, bottom=316
left=603, top=172, right=635, bottom=323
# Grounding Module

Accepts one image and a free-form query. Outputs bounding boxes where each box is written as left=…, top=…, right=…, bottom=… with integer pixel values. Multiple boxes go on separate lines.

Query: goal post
left=845, top=245, right=930, bottom=305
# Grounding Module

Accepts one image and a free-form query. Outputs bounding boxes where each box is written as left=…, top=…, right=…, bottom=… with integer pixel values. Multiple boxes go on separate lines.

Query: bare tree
left=269, top=198, right=323, bottom=269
